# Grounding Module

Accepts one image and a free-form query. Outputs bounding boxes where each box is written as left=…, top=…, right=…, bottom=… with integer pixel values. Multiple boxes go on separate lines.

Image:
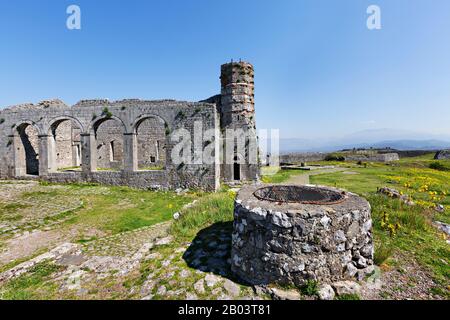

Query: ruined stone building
left=0, top=62, right=259, bottom=191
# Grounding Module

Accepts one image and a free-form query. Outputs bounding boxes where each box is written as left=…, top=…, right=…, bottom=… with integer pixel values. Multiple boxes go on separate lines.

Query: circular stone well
left=231, top=184, right=374, bottom=286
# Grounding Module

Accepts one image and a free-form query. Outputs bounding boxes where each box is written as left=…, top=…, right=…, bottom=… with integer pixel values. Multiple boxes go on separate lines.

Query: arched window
left=15, top=123, right=40, bottom=176
left=49, top=119, right=83, bottom=172
left=94, top=118, right=125, bottom=171
left=136, top=117, right=166, bottom=170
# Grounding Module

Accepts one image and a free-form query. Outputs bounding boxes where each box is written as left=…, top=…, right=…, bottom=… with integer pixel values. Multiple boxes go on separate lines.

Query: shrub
left=374, top=242, right=394, bottom=266
left=325, top=154, right=345, bottom=162
left=300, top=280, right=319, bottom=296
left=175, top=111, right=186, bottom=120
left=102, top=107, right=113, bottom=118
left=429, top=161, right=450, bottom=172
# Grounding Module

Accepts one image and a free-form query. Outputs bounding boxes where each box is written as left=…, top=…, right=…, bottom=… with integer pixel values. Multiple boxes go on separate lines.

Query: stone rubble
left=377, top=187, right=415, bottom=206
left=318, top=284, right=335, bottom=300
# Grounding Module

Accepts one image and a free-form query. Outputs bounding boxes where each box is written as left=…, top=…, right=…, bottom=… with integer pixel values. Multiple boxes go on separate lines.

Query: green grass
left=429, top=161, right=450, bottom=172
left=169, top=190, right=235, bottom=241
left=265, top=157, right=449, bottom=296
left=336, top=293, right=361, bottom=300
left=57, top=166, right=81, bottom=172
left=96, top=167, right=120, bottom=172
left=260, top=167, right=307, bottom=184
left=2, top=182, right=200, bottom=238
left=61, top=184, right=199, bottom=234
left=138, top=165, right=165, bottom=171
left=306, top=158, right=449, bottom=292
left=373, top=240, right=395, bottom=266
left=0, top=203, right=30, bottom=212
left=0, top=261, right=64, bottom=300
left=300, top=280, right=319, bottom=297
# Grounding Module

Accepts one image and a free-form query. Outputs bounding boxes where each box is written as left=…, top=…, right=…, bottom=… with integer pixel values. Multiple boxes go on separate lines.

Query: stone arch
left=131, top=114, right=170, bottom=134
left=47, top=115, right=85, bottom=134
left=13, top=122, right=41, bottom=176
left=89, top=115, right=127, bottom=171
left=88, top=115, right=128, bottom=135
left=47, top=116, right=85, bottom=172
left=132, top=114, right=169, bottom=170
left=11, top=120, right=42, bottom=137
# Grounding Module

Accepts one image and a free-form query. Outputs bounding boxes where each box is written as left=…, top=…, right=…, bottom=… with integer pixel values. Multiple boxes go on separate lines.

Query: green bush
left=300, top=280, right=319, bottom=296
left=325, top=154, right=345, bottom=162
left=429, top=161, right=450, bottom=172
left=102, top=107, right=113, bottom=118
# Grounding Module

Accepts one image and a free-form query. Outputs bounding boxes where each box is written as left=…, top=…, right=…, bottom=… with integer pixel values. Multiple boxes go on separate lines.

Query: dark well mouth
left=253, top=185, right=346, bottom=205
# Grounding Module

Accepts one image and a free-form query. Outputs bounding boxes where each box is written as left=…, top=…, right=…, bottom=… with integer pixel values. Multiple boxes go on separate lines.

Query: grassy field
left=297, top=156, right=450, bottom=296
left=0, top=182, right=199, bottom=239
left=260, top=166, right=308, bottom=183
left=0, top=155, right=448, bottom=300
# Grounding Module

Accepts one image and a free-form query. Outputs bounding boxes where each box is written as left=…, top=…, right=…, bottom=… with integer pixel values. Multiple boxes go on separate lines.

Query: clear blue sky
left=1, top=0, right=449, bottom=139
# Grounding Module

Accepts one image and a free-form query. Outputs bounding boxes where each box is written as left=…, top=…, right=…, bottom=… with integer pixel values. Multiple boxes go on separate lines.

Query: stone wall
left=96, top=119, right=125, bottom=170
left=54, top=120, right=77, bottom=169
left=280, top=153, right=328, bottom=165
left=137, top=117, right=166, bottom=169
left=344, top=153, right=399, bottom=162
left=435, top=150, right=450, bottom=160
left=17, top=124, right=40, bottom=175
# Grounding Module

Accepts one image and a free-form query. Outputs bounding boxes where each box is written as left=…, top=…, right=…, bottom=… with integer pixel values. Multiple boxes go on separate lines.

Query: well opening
left=253, top=185, right=346, bottom=205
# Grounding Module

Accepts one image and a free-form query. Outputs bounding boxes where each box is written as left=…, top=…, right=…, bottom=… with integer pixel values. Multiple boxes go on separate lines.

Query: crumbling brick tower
left=219, top=61, right=259, bottom=182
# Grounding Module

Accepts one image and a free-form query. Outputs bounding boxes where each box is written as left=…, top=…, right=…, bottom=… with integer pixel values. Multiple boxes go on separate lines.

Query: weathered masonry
left=0, top=62, right=259, bottom=191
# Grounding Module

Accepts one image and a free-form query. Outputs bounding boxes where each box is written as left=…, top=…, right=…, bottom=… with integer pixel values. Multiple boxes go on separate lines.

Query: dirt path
left=285, top=167, right=347, bottom=185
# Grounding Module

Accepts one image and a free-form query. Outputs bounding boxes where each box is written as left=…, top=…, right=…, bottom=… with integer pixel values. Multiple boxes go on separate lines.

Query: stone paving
left=0, top=217, right=261, bottom=300
left=0, top=181, right=84, bottom=235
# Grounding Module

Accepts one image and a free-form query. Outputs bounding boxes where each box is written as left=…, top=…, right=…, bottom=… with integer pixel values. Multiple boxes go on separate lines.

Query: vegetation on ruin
left=138, top=165, right=165, bottom=171
left=101, top=107, right=113, bottom=118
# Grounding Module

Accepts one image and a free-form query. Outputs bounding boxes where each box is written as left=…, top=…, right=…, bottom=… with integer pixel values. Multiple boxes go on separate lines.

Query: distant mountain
left=277, top=139, right=450, bottom=153
left=263, top=128, right=450, bottom=153
left=367, top=140, right=450, bottom=151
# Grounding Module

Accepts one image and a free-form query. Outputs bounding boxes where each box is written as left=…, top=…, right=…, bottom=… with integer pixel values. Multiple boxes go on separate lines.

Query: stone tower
left=220, top=61, right=259, bottom=182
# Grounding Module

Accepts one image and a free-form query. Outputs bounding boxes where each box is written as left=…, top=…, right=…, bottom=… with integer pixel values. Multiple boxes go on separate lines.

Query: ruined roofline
left=72, top=98, right=218, bottom=108
left=1, top=97, right=219, bottom=112
left=221, top=60, right=254, bottom=68
left=0, top=99, right=69, bottom=112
